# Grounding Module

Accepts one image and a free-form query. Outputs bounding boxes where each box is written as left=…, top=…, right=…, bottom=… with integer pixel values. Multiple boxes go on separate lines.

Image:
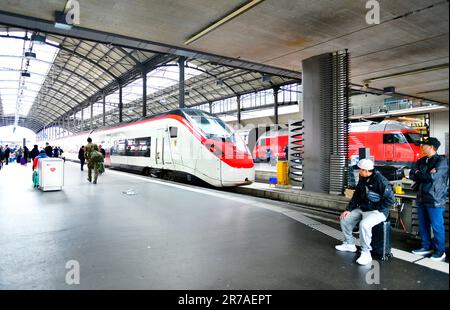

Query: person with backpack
left=32, top=150, right=48, bottom=188
left=85, top=137, right=97, bottom=183
left=88, top=145, right=104, bottom=185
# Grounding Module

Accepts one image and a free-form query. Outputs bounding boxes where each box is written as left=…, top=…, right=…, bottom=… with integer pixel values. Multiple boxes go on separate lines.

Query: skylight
left=0, top=31, right=59, bottom=118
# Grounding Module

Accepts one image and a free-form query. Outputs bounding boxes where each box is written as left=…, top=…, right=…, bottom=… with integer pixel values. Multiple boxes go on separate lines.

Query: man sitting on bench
left=335, top=159, right=395, bottom=265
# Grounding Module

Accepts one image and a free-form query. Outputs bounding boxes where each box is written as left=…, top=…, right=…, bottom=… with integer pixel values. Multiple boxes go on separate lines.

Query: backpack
left=90, top=150, right=104, bottom=163
left=98, top=162, right=105, bottom=174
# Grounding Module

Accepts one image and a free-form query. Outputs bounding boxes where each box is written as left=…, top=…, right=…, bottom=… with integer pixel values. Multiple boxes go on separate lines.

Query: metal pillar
left=208, top=102, right=212, bottom=114
left=178, top=56, right=186, bottom=109
left=90, top=100, right=93, bottom=130
left=102, top=92, right=106, bottom=126
left=73, top=109, right=76, bottom=132
left=119, top=82, right=123, bottom=122
left=273, top=86, right=279, bottom=125
left=142, top=71, right=147, bottom=117
left=81, top=106, right=84, bottom=132
left=237, top=95, right=241, bottom=125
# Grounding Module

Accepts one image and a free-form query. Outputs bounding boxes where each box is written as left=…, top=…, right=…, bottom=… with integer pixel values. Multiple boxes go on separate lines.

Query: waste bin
left=277, top=161, right=289, bottom=185
left=38, top=158, right=64, bottom=191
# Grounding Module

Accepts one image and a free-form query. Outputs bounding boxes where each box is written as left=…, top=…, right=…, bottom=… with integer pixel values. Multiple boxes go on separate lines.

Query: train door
left=168, top=126, right=182, bottom=166
left=155, top=129, right=164, bottom=166
left=383, top=133, right=395, bottom=162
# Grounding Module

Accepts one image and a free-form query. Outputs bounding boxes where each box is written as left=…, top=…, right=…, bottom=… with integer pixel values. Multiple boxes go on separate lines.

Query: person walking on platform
left=4, top=145, right=10, bottom=165
left=45, top=142, right=53, bottom=157
left=98, top=144, right=106, bottom=158
left=88, top=145, right=104, bottom=184
left=85, top=137, right=98, bottom=183
left=23, top=145, right=29, bottom=164
left=0, top=145, right=4, bottom=169
left=78, top=146, right=86, bottom=171
left=335, top=159, right=395, bottom=265
left=53, top=146, right=59, bottom=158
left=29, top=145, right=39, bottom=169
left=410, top=137, right=448, bottom=261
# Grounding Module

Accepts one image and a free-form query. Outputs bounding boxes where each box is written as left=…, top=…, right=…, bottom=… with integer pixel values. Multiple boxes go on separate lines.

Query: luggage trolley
left=38, top=158, right=64, bottom=191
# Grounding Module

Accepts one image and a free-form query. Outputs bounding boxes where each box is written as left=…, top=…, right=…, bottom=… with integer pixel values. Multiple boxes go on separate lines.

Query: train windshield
left=405, top=132, right=421, bottom=145
left=183, top=110, right=249, bottom=152
left=184, top=110, right=233, bottom=139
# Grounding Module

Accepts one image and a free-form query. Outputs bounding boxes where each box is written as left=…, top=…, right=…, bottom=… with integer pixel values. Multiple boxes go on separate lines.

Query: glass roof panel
left=0, top=31, right=59, bottom=117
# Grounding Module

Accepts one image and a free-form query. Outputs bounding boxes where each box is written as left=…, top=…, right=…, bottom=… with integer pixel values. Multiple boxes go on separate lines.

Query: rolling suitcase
left=370, top=220, right=392, bottom=260
left=20, top=157, right=27, bottom=165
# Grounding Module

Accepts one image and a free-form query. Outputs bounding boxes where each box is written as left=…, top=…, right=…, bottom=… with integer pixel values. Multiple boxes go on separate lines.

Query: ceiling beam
left=0, top=10, right=301, bottom=80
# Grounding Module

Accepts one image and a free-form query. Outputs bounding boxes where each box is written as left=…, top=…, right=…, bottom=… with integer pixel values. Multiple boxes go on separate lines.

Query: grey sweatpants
left=340, top=209, right=386, bottom=252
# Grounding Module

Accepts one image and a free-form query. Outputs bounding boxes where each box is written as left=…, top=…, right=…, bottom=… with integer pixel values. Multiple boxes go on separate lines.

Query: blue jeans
left=416, top=202, right=446, bottom=253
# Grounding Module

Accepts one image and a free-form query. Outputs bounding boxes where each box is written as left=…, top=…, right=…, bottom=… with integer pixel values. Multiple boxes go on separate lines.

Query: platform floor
left=0, top=162, right=448, bottom=289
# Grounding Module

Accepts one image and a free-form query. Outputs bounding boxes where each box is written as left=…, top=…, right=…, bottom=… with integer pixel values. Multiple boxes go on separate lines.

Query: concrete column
left=142, top=71, right=147, bottom=117
left=303, top=55, right=326, bottom=193
left=178, top=56, right=186, bottom=109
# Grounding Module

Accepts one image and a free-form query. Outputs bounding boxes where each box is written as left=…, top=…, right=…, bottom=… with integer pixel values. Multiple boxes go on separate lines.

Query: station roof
left=0, top=0, right=448, bottom=132
left=0, top=26, right=297, bottom=132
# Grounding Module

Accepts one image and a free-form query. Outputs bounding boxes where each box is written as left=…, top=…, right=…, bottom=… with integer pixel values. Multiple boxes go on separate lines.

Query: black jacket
left=410, top=154, right=448, bottom=208
left=30, top=147, right=39, bottom=160
left=45, top=145, right=53, bottom=157
left=78, top=148, right=85, bottom=160
left=347, top=170, right=394, bottom=218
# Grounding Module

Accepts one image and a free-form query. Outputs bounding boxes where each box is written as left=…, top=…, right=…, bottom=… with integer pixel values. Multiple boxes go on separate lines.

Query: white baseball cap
left=357, top=158, right=374, bottom=170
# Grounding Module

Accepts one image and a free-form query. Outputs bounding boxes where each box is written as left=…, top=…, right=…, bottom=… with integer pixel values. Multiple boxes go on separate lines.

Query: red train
left=253, top=120, right=423, bottom=168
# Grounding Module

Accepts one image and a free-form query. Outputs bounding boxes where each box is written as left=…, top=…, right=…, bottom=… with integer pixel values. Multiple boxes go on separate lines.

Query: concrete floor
left=0, top=161, right=448, bottom=290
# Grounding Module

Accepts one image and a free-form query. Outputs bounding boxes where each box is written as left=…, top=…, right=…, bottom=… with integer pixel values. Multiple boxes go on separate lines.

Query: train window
left=393, top=133, right=408, bottom=144
left=405, top=133, right=421, bottom=145
left=111, top=139, right=126, bottom=156
left=383, top=134, right=394, bottom=144
left=169, top=127, right=178, bottom=138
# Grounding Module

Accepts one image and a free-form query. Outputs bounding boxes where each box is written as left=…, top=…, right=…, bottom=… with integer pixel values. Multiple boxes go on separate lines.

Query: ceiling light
left=184, top=0, right=264, bottom=45
left=31, top=34, right=46, bottom=44
left=54, top=11, right=73, bottom=30
left=383, top=86, right=395, bottom=95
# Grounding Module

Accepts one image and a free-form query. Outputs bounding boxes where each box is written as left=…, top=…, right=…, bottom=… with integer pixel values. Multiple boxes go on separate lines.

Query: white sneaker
left=335, top=243, right=357, bottom=252
left=356, top=251, right=372, bottom=265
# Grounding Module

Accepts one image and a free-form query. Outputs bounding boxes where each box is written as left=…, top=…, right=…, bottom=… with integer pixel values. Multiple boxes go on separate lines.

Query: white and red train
left=51, top=109, right=255, bottom=187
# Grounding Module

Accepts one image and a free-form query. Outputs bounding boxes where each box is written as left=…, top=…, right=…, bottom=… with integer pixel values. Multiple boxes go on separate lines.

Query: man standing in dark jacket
left=45, top=142, right=53, bottom=157
left=78, top=146, right=86, bottom=171
left=410, top=137, right=448, bottom=261
left=29, top=145, right=40, bottom=162
left=335, top=158, right=395, bottom=265
left=4, top=145, right=10, bottom=165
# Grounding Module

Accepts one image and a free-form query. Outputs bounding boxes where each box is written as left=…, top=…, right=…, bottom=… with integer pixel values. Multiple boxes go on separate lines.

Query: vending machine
left=38, top=158, right=64, bottom=191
